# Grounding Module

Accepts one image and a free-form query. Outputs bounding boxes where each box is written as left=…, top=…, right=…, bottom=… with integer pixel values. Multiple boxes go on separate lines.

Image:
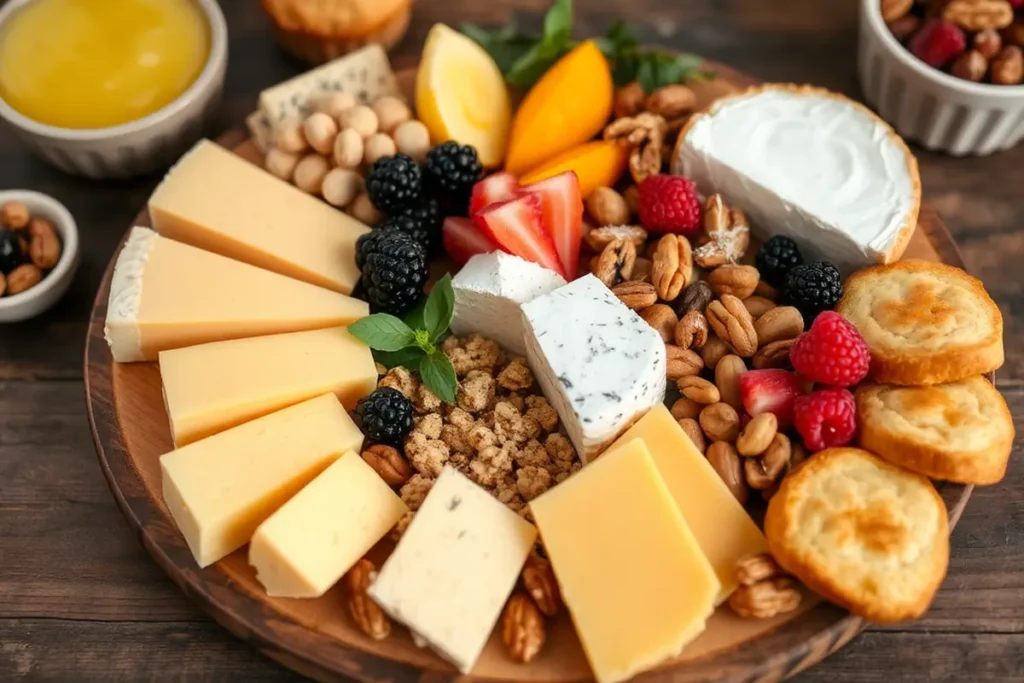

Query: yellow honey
left=0, top=0, right=210, bottom=129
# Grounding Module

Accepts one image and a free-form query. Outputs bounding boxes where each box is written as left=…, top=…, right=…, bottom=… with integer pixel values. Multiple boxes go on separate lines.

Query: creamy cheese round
left=674, top=87, right=918, bottom=273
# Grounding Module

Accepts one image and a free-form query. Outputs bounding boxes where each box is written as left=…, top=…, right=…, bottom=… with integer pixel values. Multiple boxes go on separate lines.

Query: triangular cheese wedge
left=104, top=227, right=367, bottom=362
left=149, top=139, right=369, bottom=294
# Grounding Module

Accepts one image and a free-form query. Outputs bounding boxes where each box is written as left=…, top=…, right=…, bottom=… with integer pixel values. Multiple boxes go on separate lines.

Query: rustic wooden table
left=1, top=0, right=1021, bottom=680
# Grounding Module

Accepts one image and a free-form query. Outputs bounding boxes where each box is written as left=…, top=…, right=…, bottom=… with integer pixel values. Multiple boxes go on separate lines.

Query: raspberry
left=909, top=19, right=967, bottom=69
left=793, top=388, right=857, bottom=452
left=790, top=311, right=870, bottom=387
left=637, top=176, right=702, bottom=235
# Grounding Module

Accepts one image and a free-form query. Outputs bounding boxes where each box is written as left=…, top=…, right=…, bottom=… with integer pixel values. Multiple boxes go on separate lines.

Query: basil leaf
left=374, top=346, right=427, bottom=370
left=461, top=21, right=538, bottom=74
left=403, top=298, right=427, bottom=332
left=419, top=352, right=458, bottom=405
left=423, top=274, right=455, bottom=343
left=636, top=58, right=657, bottom=93
left=347, top=314, right=416, bottom=351
left=543, top=0, right=573, bottom=44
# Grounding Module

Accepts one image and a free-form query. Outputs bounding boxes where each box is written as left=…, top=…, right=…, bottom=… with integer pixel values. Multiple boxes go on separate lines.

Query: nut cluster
left=0, top=201, right=63, bottom=299
left=728, top=553, right=802, bottom=619
left=607, top=82, right=698, bottom=183
left=501, top=553, right=562, bottom=662
left=264, top=93, right=432, bottom=222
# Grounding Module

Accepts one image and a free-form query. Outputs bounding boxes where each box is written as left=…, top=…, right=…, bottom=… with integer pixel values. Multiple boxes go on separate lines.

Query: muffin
left=261, top=0, right=412, bottom=64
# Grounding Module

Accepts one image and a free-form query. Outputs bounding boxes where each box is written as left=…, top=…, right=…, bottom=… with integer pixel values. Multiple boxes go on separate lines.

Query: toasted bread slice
left=837, top=261, right=1003, bottom=385
left=765, top=447, right=949, bottom=624
left=857, top=377, right=1014, bottom=485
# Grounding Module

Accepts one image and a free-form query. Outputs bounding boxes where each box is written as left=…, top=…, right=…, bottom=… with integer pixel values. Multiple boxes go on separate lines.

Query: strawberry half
left=521, top=171, right=583, bottom=277
left=469, top=172, right=520, bottom=217
left=442, top=216, right=501, bottom=265
left=739, top=369, right=804, bottom=427
left=473, top=194, right=566, bottom=277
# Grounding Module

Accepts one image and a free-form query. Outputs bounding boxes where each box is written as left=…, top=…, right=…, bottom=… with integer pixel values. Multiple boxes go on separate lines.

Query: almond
left=715, top=354, right=747, bottom=410
left=708, top=264, right=760, bottom=299
left=585, top=187, right=630, bottom=226
left=673, top=310, right=709, bottom=349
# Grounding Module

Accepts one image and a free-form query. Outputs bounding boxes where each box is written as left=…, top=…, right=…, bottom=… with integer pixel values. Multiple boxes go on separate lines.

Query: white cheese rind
left=521, top=274, right=667, bottom=463
left=104, top=226, right=158, bottom=363
left=674, top=88, right=918, bottom=275
left=450, top=252, right=567, bottom=356
left=368, top=467, right=537, bottom=673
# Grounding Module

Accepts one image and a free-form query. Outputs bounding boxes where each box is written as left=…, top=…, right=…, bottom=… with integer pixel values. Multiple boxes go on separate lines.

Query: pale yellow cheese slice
left=159, top=327, right=376, bottom=446
left=249, top=452, right=407, bottom=598
left=149, top=139, right=369, bottom=294
left=529, top=438, right=720, bottom=683
left=104, top=227, right=367, bottom=362
left=610, top=404, right=769, bottom=602
left=160, top=393, right=363, bottom=568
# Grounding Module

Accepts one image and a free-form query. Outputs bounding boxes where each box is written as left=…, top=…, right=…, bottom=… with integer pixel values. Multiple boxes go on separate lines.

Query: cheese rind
left=149, top=140, right=369, bottom=294
left=248, top=452, right=407, bottom=598
left=611, top=404, right=768, bottom=602
left=159, top=327, right=376, bottom=446
left=368, top=466, right=537, bottom=673
left=529, top=439, right=720, bottom=683
left=160, top=393, right=363, bottom=568
left=450, top=251, right=567, bottom=356
left=521, top=273, right=666, bottom=462
left=104, top=227, right=367, bottom=362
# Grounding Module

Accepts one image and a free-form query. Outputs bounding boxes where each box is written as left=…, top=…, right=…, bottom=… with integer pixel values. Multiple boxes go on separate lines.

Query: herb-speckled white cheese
left=367, top=467, right=536, bottom=673
left=521, top=274, right=667, bottom=463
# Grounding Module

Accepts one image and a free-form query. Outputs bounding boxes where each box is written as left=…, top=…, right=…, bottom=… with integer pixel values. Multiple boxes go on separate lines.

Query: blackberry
left=377, top=199, right=443, bottom=254
left=783, top=261, right=843, bottom=321
left=0, top=228, right=25, bottom=274
left=356, top=387, right=414, bottom=447
left=365, top=154, right=422, bottom=215
left=422, top=141, right=482, bottom=215
left=756, top=235, right=804, bottom=287
left=359, top=229, right=429, bottom=315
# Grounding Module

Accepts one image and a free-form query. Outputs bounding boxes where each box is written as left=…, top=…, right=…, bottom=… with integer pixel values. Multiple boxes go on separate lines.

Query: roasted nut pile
left=728, top=553, right=802, bottom=619
left=0, top=201, right=63, bottom=299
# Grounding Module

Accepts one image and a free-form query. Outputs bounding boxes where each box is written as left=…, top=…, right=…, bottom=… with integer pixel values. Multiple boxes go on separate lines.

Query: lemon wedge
left=416, top=24, right=511, bottom=168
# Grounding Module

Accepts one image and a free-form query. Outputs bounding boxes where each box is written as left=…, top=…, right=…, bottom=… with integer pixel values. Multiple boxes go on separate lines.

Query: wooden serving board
left=85, top=61, right=975, bottom=683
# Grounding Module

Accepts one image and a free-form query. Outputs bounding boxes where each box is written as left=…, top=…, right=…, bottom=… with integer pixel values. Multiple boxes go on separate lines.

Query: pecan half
left=641, top=304, right=678, bottom=343
left=943, top=0, right=1014, bottom=32
left=644, top=84, right=696, bottom=119
left=345, top=559, right=391, bottom=639
left=604, top=112, right=667, bottom=183
left=651, top=234, right=692, bottom=301
left=522, top=555, right=561, bottom=616
left=753, top=339, right=796, bottom=369
left=745, top=433, right=791, bottom=489
left=729, top=577, right=802, bottom=619
left=694, top=196, right=750, bottom=268
left=736, top=553, right=784, bottom=587
left=502, top=593, right=546, bottom=663
left=595, top=238, right=636, bottom=287
left=584, top=224, right=647, bottom=252
left=614, top=82, right=645, bottom=119
left=362, top=445, right=412, bottom=487
left=665, top=344, right=704, bottom=380
left=881, top=0, right=913, bottom=22
left=28, top=219, right=61, bottom=269
left=677, top=375, right=720, bottom=404
left=673, top=310, right=709, bottom=349
left=708, top=264, right=760, bottom=299
left=706, top=295, right=758, bottom=357
left=611, top=280, right=657, bottom=310
left=6, top=264, right=42, bottom=296
left=992, top=45, right=1024, bottom=84
left=753, top=306, right=804, bottom=346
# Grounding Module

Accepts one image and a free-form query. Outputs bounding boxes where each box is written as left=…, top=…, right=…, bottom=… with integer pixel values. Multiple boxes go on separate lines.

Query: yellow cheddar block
left=160, top=393, right=363, bottom=568
left=104, top=227, right=367, bottom=362
left=529, top=438, right=720, bottom=683
left=611, top=404, right=768, bottom=601
left=159, top=327, right=376, bottom=446
left=249, top=452, right=407, bottom=598
left=149, top=139, right=369, bottom=294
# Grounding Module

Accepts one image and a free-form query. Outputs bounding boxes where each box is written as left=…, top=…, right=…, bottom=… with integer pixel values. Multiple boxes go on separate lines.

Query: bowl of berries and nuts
left=858, top=0, right=1024, bottom=155
left=0, top=191, right=79, bottom=322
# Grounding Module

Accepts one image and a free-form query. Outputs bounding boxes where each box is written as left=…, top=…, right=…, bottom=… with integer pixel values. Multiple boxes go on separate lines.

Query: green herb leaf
left=347, top=314, right=416, bottom=352
left=423, top=274, right=455, bottom=343
left=374, top=346, right=427, bottom=369
left=403, top=298, right=427, bottom=332
left=543, top=0, right=573, bottom=44
left=419, top=352, right=458, bottom=405
left=461, top=21, right=538, bottom=74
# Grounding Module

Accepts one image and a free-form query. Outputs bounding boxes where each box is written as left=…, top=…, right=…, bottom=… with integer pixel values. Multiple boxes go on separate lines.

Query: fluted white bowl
left=858, top=0, right=1024, bottom=156
left=0, top=0, right=228, bottom=179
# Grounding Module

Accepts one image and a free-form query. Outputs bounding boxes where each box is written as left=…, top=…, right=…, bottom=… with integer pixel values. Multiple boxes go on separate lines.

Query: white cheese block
left=450, top=251, right=567, bottom=356
left=520, top=274, right=666, bottom=463
left=368, top=466, right=537, bottom=673
left=673, top=84, right=921, bottom=275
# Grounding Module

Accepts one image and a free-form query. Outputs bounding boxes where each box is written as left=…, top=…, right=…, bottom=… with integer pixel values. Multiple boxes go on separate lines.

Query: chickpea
left=333, top=128, right=364, bottom=169
left=322, top=168, right=364, bottom=208
left=264, top=147, right=300, bottom=180
left=311, top=91, right=356, bottom=119
left=348, top=192, right=383, bottom=225
left=274, top=119, right=308, bottom=154
left=302, top=112, right=339, bottom=155
left=293, top=154, right=331, bottom=195
left=339, top=105, right=379, bottom=138
left=392, top=120, right=431, bottom=163
left=363, top=133, right=397, bottom=167
left=371, top=96, right=411, bottom=134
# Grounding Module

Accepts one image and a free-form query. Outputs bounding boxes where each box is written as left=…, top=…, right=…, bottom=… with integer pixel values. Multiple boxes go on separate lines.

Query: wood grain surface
left=2, top=0, right=1023, bottom=681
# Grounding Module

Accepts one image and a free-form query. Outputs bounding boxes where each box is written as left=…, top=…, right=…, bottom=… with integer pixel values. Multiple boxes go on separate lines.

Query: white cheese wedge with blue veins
left=521, top=273, right=667, bottom=463
left=450, top=251, right=567, bottom=356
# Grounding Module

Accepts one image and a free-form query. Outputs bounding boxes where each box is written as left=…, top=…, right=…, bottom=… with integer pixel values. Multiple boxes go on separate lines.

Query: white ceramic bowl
left=858, top=0, right=1024, bottom=156
left=0, top=190, right=79, bottom=323
left=0, top=0, right=228, bottom=179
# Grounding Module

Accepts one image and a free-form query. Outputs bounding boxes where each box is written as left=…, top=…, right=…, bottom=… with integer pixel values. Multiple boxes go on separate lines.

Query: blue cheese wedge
left=521, top=274, right=667, bottom=463
left=450, top=251, right=567, bottom=356
left=368, top=466, right=537, bottom=673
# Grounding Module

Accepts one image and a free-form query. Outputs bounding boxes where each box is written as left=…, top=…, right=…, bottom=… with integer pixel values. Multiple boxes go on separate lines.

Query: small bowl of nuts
left=859, top=0, right=1024, bottom=155
left=0, top=191, right=79, bottom=323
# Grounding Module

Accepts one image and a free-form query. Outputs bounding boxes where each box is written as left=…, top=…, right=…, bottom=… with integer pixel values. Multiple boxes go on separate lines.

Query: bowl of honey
left=0, top=0, right=227, bottom=179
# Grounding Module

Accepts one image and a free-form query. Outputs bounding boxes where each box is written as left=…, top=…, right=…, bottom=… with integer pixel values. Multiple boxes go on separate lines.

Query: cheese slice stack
left=673, top=84, right=921, bottom=274
left=159, top=327, right=377, bottom=446
left=149, top=139, right=369, bottom=294
left=104, top=227, right=367, bottom=362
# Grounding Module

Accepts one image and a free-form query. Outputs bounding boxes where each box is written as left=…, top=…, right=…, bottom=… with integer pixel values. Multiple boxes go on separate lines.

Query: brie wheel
left=673, top=84, right=921, bottom=275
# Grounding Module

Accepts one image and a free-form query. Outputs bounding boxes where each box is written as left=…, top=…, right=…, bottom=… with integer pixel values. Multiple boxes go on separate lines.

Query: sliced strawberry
left=473, top=194, right=566, bottom=277
left=739, top=369, right=804, bottom=427
left=442, top=216, right=501, bottom=265
left=469, top=172, right=520, bottom=217
left=521, top=171, right=583, bottom=277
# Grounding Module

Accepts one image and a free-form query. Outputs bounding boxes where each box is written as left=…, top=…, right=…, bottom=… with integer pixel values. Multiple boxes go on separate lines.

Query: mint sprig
left=348, top=274, right=458, bottom=404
